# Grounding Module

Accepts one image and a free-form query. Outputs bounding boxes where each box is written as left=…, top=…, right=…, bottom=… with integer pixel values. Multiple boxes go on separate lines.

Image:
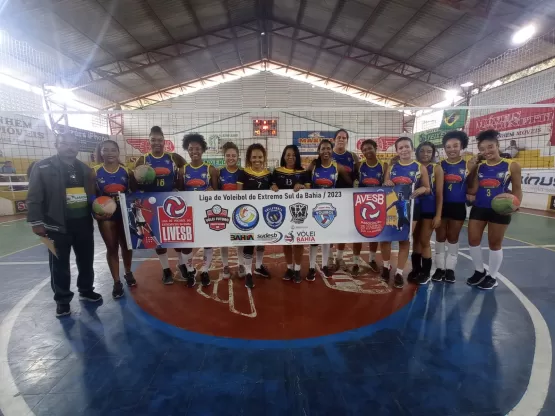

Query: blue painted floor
left=0, top=224, right=554, bottom=416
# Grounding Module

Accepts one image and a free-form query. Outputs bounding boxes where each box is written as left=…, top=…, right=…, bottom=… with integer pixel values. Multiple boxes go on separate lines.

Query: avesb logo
left=232, top=204, right=259, bottom=231
left=263, top=204, right=286, bottom=229
left=312, top=203, right=337, bottom=228
left=163, top=196, right=187, bottom=218
left=353, top=192, right=386, bottom=238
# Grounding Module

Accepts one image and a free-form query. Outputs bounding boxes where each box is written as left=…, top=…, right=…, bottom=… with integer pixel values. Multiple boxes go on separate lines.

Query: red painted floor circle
left=130, top=247, right=417, bottom=339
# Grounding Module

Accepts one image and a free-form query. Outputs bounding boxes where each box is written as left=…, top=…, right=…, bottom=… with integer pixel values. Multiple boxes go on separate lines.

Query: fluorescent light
left=512, top=24, right=536, bottom=45
left=460, top=82, right=474, bottom=88
left=444, top=89, right=459, bottom=100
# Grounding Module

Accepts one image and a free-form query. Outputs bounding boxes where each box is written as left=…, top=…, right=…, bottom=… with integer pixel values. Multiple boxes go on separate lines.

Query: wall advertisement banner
left=121, top=187, right=412, bottom=249
left=197, top=132, right=241, bottom=153
left=521, top=169, right=555, bottom=194
left=54, top=124, right=110, bottom=153
left=0, top=113, right=52, bottom=149
left=293, top=131, right=337, bottom=168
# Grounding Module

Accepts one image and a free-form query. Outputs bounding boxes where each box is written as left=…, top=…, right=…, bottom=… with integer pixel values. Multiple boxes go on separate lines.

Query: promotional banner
left=121, top=187, right=412, bottom=249
left=292, top=131, right=336, bottom=168
left=413, top=128, right=444, bottom=147
left=197, top=132, right=241, bottom=153
left=521, top=169, right=555, bottom=194
left=54, top=124, right=110, bottom=153
left=0, top=113, right=52, bottom=149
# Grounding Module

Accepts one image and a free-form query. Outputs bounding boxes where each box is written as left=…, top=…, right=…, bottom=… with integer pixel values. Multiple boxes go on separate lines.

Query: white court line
left=517, top=211, right=555, bottom=220
left=457, top=251, right=552, bottom=416
left=0, top=218, right=26, bottom=225
left=0, top=244, right=42, bottom=259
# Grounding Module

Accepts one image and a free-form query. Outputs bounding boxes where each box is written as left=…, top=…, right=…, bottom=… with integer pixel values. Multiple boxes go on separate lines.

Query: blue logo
left=232, top=204, right=259, bottom=231
left=263, top=204, right=286, bottom=229
left=312, top=203, right=337, bottom=229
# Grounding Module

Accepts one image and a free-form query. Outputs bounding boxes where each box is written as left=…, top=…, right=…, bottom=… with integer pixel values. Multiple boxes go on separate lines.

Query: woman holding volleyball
left=466, top=129, right=522, bottom=290
left=271, top=144, right=311, bottom=283
left=382, top=137, right=430, bottom=289
left=237, top=143, right=273, bottom=289
left=218, top=141, right=245, bottom=280
left=93, top=140, right=136, bottom=299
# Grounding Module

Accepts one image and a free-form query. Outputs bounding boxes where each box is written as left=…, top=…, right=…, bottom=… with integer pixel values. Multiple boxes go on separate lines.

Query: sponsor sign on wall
left=121, top=187, right=412, bottom=249
left=0, top=113, right=52, bottom=149
left=521, top=169, right=555, bottom=194
left=197, top=132, right=241, bottom=153
left=292, top=131, right=336, bottom=168
left=54, top=124, right=109, bottom=153
left=125, top=138, right=176, bottom=154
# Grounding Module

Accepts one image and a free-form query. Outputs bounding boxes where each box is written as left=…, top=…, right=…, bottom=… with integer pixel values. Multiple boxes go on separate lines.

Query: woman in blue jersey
left=331, top=129, right=360, bottom=270
left=93, top=140, right=136, bottom=299
left=271, top=145, right=311, bottom=283
left=134, top=126, right=186, bottom=285
left=178, top=133, right=219, bottom=288
left=432, top=131, right=477, bottom=283
left=218, top=142, right=245, bottom=280
left=408, top=141, right=444, bottom=285
left=351, top=139, right=387, bottom=275
left=466, top=130, right=522, bottom=290
left=382, top=137, right=430, bottom=289
left=307, top=139, right=352, bottom=278
left=237, top=144, right=273, bottom=289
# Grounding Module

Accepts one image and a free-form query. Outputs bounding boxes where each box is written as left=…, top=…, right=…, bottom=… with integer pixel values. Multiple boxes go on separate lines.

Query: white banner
left=121, top=187, right=413, bottom=249
left=521, top=169, right=555, bottom=194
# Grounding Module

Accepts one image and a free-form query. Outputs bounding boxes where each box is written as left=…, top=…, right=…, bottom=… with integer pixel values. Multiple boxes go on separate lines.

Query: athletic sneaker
left=238, top=265, right=246, bottom=278
left=255, top=265, right=271, bottom=278
left=56, top=304, right=71, bottom=317
left=162, top=268, right=174, bottom=285
left=431, top=269, right=445, bottom=282
left=112, top=281, right=124, bottom=299
left=466, top=270, right=487, bottom=286
left=477, top=275, right=498, bottom=290
left=79, top=291, right=103, bottom=302
left=351, top=264, right=360, bottom=276
left=187, top=271, right=197, bottom=288
left=245, top=273, right=254, bottom=289
left=306, top=268, right=316, bottom=282
left=123, top=272, right=137, bottom=287
left=222, top=266, right=231, bottom=279
left=381, top=267, right=390, bottom=282
left=416, top=273, right=431, bottom=285
left=293, top=271, right=302, bottom=284
left=200, top=272, right=211, bottom=287
left=368, top=260, right=379, bottom=273
left=407, top=270, right=419, bottom=283
left=327, top=256, right=335, bottom=270
left=444, top=269, right=456, bottom=284
left=283, top=268, right=294, bottom=281
left=336, top=258, right=347, bottom=271
left=322, top=266, right=332, bottom=278
left=393, top=273, right=404, bottom=289
left=175, top=265, right=188, bottom=282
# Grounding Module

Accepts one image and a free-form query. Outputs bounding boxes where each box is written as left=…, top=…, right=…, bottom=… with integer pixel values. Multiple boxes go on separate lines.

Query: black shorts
left=413, top=204, right=435, bottom=221
left=469, top=206, right=511, bottom=225
left=442, top=202, right=467, bottom=221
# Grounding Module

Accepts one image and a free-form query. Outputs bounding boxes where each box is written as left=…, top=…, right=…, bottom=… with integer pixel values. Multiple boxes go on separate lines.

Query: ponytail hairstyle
left=221, top=141, right=239, bottom=156
left=149, top=126, right=164, bottom=137
left=315, top=139, right=334, bottom=168
left=95, top=140, right=122, bottom=165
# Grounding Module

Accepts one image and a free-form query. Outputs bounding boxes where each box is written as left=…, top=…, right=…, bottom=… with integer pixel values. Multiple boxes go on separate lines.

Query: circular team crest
left=163, top=196, right=187, bottom=218
left=232, top=204, right=259, bottom=231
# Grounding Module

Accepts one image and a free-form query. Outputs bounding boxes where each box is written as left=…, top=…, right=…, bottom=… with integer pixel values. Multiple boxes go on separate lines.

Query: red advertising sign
left=158, top=196, right=194, bottom=244
left=353, top=192, right=386, bottom=238
left=356, top=137, right=398, bottom=152
left=126, top=138, right=176, bottom=153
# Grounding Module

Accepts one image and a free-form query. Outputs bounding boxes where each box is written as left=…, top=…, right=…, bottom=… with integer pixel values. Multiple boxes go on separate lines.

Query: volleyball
left=148, top=197, right=157, bottom=204
left=163, top=196, right=187, bottom=218
left=491, top=193, right=520, bottom=215
left=134, top=165, right=156, bottom=184
left=92, top=196, right=117, bottom=216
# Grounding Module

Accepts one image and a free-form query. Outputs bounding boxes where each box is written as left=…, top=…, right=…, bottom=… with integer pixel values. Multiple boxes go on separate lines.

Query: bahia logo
left=163, top=196, right=187, bottom=218
left=232, top=204, right=259, bottom=231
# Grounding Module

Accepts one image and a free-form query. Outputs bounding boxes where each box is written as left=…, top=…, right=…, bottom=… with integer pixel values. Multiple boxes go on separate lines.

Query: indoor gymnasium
left=1, top=1, right=555, bottom=415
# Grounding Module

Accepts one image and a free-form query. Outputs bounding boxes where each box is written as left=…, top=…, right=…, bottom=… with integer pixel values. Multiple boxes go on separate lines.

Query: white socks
left=179, top=251, right=194, bottom=272
left=202, top=248, right=213, bottom=273
left=369, top=251, right=376, bottom=262
left=396, top=268, right=403, bottom=276
left=336, top=250, right=344, bottom=260
left=469, top=246, right=485, bottom=273
left=353, top=255, right=360, bottom=266
left=309, top=246, right=318, bottom=269
left=237, top=247, right=244, bottom=266
left=446, top=242, right=459, bottom=270
left=321, top=244, right=331, bottom=268
left=435, top=242, right=445, bottom=269
left=158, top=252, right=170, bottom=270
left=383, top=260, right=390, bottom=269
left=488, top=249, right=503, bottom=279
left=221, top=247, right=229, bottom=267
left=294, top=264, right=301, bottom=271
left=255, top=248, right=264, bottom=269
left=287, top=263, right=293, bottom=271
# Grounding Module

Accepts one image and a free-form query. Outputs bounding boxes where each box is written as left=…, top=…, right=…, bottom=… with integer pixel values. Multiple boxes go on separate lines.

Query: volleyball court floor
left=0, top=210, right=554, bottom=416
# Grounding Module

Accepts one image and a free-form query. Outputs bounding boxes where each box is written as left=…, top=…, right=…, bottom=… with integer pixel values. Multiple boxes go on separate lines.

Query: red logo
left=158, top=202, right=194, bottom=244
left=163, top=196, right=187, bottom=218
left=204, top=205, right=230, bottom=231
left=356, top=137, right=398, bottom=152
left=126, top=138, right=176, bottom=153
left=353, top=192, right=386, bottom=238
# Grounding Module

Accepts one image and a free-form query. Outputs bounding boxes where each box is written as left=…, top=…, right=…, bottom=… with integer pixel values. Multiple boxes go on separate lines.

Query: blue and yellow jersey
left=358, top=160, right=385, bottom=187
left=218, top=166, right=242, bottom=190
left=184, top=162, right=211, bottom=191
left=312, top=161, right=338, bottom=189
left=419, top=163, right=436, bottom=214
left=142, top=152, right=178, bottom=192
left=94, top=165, right=129, bottom=202
left=332, top=150, right=356, bottom=174
left=475, top=159, right=512, bottom=208
left=389, top=160, right=421, bottom=186
left=441, top=158, right=469, bottom=204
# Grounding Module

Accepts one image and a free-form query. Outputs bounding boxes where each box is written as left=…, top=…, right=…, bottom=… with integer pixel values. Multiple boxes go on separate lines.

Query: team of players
left=92, top=126, right=521, bottom=297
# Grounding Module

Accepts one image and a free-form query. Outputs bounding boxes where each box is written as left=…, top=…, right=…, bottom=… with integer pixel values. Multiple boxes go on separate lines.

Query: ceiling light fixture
left=512, top=24, right=536, bottom=45
left=460, top=82, right=474, bottom=88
